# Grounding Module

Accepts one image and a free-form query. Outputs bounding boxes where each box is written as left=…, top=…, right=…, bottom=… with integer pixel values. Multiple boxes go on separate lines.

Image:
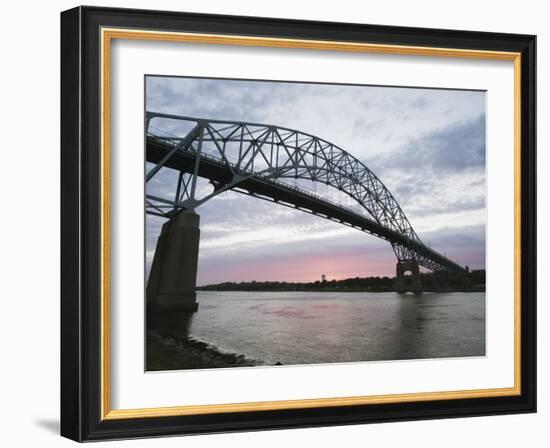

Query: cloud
left=371, top=115, right=485, bottom=174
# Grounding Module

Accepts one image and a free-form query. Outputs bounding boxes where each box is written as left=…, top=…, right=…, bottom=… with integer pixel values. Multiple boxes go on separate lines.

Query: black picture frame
left=61, top=5, right=536, bottom=442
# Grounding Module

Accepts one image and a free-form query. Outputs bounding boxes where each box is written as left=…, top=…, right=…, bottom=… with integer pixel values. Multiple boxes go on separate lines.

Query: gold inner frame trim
left=100, top=27, right=522, bottom=420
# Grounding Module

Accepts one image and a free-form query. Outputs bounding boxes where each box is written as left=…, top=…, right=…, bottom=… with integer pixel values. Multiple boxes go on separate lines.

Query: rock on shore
left=146, top=331, right=259, bottom=371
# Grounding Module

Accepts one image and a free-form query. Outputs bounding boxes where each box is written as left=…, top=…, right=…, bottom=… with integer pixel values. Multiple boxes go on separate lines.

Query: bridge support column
left=395, top=260, right=422, bottom=293
left=147, top=211, right=200, bottom=311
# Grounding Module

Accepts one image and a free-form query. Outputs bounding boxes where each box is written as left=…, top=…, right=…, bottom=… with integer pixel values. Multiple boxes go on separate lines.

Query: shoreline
left=197, top=287, right=486, bottom=293
left=146, top=330, right=260, bottom=371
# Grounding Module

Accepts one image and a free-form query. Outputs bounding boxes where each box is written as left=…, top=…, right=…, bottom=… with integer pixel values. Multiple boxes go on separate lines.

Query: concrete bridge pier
left=147, top=211, right=200, bottom=311
left=395, top=260, right=422, bottom=293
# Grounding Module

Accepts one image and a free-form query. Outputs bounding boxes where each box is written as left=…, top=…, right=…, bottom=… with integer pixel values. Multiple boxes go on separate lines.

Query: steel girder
left=145, top=112, right=465, bottom=273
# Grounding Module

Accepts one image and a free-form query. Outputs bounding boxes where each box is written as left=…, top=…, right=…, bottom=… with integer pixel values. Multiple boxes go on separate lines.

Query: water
left=171, top=291, right=485, bottom=366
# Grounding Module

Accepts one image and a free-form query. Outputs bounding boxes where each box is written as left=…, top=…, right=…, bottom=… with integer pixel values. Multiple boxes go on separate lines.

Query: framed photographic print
left=60, top=6, right=536, bottom=441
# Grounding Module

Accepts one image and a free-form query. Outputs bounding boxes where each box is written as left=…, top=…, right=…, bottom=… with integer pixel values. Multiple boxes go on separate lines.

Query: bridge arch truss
left=145, top=112, right=464, bottom=273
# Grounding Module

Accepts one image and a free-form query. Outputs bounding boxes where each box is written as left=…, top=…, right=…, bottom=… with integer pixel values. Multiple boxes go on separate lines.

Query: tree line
left=197, top=269, right=486, bottom=292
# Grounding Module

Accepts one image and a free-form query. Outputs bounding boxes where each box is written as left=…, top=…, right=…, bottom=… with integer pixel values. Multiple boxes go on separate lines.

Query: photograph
left=144, top=76, right=487, bottom=371
left=56, top=4, right=537, bottom=442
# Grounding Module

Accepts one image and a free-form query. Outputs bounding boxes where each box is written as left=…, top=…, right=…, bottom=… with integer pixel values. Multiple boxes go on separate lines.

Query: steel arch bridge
left=145, top=111, right=465, bottom=274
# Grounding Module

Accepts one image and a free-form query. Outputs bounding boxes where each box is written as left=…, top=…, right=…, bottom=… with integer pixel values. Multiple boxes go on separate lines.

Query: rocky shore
left=146, top=331, right=259, bottom=371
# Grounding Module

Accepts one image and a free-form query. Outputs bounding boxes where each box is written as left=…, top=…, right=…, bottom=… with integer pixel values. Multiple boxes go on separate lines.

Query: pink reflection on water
left=312, top=303, right=340, bottom=310
left=262, top=306, right=315, bottom=319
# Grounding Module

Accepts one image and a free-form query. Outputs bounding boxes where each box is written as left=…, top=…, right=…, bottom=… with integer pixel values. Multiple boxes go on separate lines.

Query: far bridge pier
left=395, top=260, right=422, bottom=293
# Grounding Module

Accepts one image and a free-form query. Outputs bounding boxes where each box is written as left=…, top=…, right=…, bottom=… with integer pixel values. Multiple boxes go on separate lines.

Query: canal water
left=161, top=291, right=486, bottom=366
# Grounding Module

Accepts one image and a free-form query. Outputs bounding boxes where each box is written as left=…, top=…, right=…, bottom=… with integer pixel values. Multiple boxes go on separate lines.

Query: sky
left=145, top=76, right=486, bottom=285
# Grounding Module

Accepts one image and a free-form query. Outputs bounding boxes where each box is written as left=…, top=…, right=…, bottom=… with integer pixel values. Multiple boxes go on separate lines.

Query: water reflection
left=148, top=291, right=485, bottom=366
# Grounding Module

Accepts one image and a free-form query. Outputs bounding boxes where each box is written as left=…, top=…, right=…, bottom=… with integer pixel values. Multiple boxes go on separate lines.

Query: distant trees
left=469, top=269, right=486, bottom=286
left=196, top=276, right=395, bottom=292
left=197, top=269, right=486, bottom=292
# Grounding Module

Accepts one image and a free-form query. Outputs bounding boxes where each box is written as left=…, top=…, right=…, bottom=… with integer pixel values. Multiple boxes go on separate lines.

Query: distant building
left=321, top=274, right=326, bottom=283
